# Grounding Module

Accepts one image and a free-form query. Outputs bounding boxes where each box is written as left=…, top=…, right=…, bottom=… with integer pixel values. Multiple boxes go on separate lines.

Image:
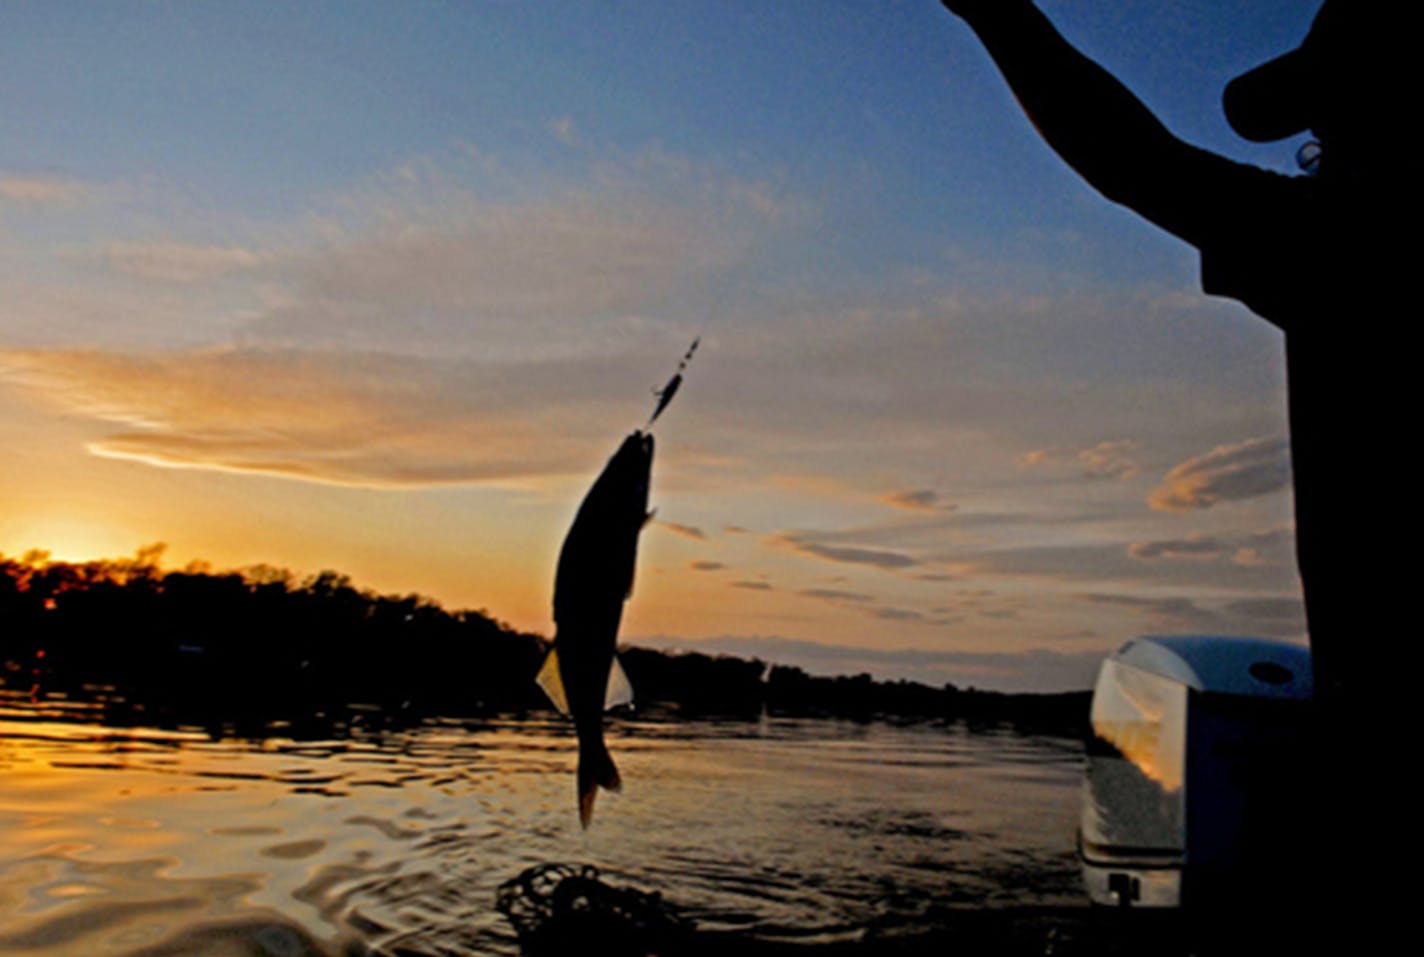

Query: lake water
left=0, top=692, right=1086, bottom=955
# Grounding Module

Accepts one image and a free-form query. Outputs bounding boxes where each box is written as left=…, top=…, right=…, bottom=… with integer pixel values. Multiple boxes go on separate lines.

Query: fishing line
left=643, top=5, right=900, bottom=428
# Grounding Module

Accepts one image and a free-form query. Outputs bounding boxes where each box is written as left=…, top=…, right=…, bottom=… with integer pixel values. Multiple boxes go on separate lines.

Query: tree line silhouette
left=1, top=547, right=1086, bottom=738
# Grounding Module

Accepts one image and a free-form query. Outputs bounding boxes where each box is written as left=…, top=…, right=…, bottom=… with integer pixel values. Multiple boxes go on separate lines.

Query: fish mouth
left=621, top=430, right=654, bottom=464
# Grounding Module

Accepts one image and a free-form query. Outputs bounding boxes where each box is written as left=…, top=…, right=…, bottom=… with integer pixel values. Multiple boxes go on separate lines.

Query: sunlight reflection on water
left=0, top=698, right=1083, bottom=955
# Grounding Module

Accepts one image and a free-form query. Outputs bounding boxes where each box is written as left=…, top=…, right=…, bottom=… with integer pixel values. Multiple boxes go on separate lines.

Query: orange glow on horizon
left=0, top=514, right=145, bottom=565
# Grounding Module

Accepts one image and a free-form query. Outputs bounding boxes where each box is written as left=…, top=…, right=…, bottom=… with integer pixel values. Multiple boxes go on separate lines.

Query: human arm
left=939, top=0, right=1237, bottom=246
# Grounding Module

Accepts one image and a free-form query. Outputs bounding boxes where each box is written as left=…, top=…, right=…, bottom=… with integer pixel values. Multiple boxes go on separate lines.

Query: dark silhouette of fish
left=537, top=431, right=653, bottom=827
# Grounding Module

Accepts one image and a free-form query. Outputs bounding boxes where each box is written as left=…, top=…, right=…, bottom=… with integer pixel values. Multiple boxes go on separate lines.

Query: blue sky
left=1, top=2, right=1322, bottom=690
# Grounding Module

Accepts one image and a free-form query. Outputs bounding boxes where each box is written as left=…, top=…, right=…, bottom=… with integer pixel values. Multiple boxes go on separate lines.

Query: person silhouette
left=938, top=0, right=1408, bottom=726
left=938, top=2, right=1408, bottom=944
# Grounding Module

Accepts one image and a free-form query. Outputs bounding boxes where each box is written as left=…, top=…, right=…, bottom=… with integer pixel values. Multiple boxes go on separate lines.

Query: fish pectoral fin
left=539, top=649, right=632, bottom=713
left=604, top=654, right=634, bottom=710
left=536, top=649, right=571, bottom=715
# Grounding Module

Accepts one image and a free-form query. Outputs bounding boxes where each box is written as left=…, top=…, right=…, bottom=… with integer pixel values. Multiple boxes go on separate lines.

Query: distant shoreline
left=1, top=552, right=1090, bottom=739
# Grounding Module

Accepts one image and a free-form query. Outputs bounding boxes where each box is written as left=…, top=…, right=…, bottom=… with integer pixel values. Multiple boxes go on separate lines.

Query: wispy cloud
left=871, top=606, right=924, bottom=621
left=689, top=560, right=726, bottom=572
left=232, top=148, right=781, bottom=356
left=0, top=174, right=87, bottom=205
left=951, top=536, right=1298, bottom=593
left=103, top=242, right=262, bottom=284
left=1222, top=597, right=1306, bottom=634
left=1080, top=592, right=1220, bottom=631
left=1078, top=440, right=1141, bottom=480
left=882, top=489, right=955, bottom=512
left=547, top=115, right=579, bottom=146
left=1079, top=590, right=1305, bottom=639
left=658, top=520, right=706, bottom=540
left=1149, top=436, right=1290, bottom=511
left=0, top=346, right=650, bottom=488
left=249, top=204, right=725, bottom=350
left=771, top=532, right=918, bottom=571
left=798, top=587, right=874, bottom=603
left=1019, top=439, right=1140, bottom=480
left=1231, top=526, right=1294, bottom=566
left=1127, top=528, right=1296, bottom=567
left=1127, top=533, right=1229, bottom=561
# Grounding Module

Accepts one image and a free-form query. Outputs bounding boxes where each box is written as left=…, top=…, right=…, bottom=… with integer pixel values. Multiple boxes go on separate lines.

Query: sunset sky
left=1, top=1, right=1319, bottom=691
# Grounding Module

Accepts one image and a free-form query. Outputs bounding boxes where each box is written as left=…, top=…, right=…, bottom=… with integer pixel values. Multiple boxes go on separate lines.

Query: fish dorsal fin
left=605, top=655, right=634, bottom=710
left=536, top=649, right=570, bottom=715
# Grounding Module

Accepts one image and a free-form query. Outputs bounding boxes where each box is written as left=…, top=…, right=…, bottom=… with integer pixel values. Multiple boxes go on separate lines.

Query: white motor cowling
left=1080, top=635, right=1312, bottom=911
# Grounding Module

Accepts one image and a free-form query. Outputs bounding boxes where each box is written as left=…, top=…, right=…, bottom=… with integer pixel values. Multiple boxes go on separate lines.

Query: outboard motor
left=1080, top=635, right=1312, bottom=913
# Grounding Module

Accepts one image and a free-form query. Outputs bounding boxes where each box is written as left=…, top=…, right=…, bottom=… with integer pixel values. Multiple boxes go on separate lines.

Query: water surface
left=0, top=695, right=1084, bottom=955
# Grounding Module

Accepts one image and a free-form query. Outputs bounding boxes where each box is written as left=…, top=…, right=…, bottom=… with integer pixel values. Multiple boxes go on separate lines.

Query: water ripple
left=1, top=702, right=1084, bottom=955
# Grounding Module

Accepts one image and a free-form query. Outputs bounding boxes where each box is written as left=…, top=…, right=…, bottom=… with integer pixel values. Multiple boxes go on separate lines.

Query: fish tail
left=576, top=739, right=621, bottom=828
